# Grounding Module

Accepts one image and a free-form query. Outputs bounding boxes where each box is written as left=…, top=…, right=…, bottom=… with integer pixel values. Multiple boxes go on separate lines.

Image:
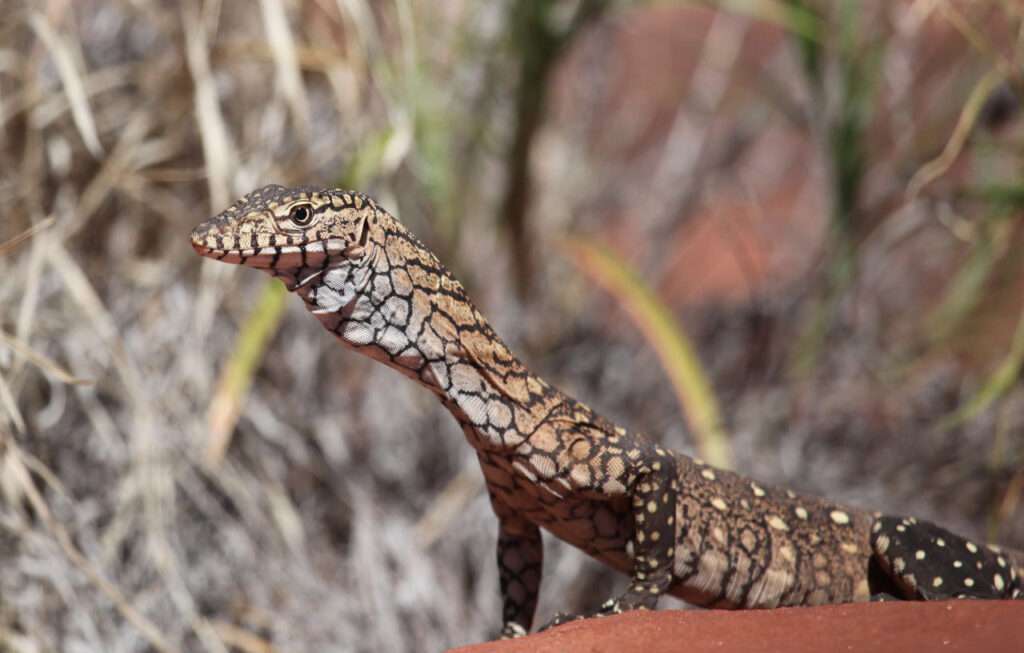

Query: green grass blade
left=938, top=300, right=1024, bottom=430
left=204, top=280, right=288, bottom=467
left=926, top=217, right=1013, bottom=346
left=562, top=237, right=732, bottom=468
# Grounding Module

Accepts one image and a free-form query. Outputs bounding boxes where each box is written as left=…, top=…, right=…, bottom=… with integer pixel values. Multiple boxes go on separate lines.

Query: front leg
left=490, top=492, right=543, bottom=638
left=616, top=449, right=680, bottom=609
left=545, top=448, right=679, bottom=628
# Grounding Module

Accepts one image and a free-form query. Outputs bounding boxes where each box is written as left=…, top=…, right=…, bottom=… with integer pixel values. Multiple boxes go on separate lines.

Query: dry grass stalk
left=1, top=436, right=180, bottom=653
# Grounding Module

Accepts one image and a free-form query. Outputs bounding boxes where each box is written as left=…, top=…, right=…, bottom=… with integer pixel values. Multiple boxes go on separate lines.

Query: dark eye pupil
left=290, top=205, right=312, bottom=225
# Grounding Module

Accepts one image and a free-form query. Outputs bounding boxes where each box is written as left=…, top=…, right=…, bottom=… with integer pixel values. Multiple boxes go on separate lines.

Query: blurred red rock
left=448, top=601, right=1023, bottom=653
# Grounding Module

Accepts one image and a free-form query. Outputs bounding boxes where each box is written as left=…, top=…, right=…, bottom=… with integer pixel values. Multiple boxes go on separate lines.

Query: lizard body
left=192, top=185, right=1024, bottom=636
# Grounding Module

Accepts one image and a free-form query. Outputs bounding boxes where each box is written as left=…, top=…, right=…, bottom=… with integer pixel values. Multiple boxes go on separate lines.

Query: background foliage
left=1, top=1, right=1023, bottom=651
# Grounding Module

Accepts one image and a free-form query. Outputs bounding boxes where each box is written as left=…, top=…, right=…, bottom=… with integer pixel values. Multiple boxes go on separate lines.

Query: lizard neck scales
left=286, top=211, right=557, bottom=452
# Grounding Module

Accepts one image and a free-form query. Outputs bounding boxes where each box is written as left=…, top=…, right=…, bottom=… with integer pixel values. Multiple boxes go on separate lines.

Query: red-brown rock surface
left=448, top=601, right=1023, bottom=653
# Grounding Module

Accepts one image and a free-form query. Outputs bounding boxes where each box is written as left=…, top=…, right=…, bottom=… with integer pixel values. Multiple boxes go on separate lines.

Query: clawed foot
left=538, top=599, right=637, bottom=632
left=498, top=622, right=528, bottom=639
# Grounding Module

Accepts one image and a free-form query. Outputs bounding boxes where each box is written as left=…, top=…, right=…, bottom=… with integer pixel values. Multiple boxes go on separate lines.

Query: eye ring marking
left=289, top=203, right=314, bottom=226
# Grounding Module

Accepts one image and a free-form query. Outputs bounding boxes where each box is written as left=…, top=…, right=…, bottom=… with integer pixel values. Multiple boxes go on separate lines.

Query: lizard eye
left=289, top=204, right=314, bottom=226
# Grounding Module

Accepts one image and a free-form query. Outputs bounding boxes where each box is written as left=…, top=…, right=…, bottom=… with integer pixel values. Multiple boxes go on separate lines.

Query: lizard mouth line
left=191, top=238, right=351, bottom=269
left=191, top=242, right=284, bottom=267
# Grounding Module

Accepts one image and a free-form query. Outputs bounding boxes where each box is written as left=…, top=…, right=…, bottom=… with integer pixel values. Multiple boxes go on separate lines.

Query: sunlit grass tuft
left=562, top=237, right=732, bottom=469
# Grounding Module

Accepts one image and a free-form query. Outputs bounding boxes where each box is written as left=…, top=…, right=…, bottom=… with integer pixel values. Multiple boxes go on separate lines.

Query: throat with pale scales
left=285, top=227, right=561, bottom=453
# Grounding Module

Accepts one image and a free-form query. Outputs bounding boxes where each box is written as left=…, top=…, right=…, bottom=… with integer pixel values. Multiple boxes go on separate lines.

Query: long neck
left=292, top=230, right=566, bottom=451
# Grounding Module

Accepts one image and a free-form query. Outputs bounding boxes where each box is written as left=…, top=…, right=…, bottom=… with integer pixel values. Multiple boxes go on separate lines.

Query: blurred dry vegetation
left=1, top=0, right=1024, bottom=651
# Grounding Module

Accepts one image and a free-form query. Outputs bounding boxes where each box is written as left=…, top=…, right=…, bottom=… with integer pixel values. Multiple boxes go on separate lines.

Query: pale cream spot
left=855, top=579, right=870, bottom=601
left=701, top=468, right=716, bottom=481
left=829, top=510, right=851, bottom=525
left=815, top=571, right=831, bottom=586
left=805, top=589, right=828, bottom=606
left=915, top=550, right=926, bottom=561
left=966, top=542, right=978, bottom=554
left=652, top=462, right=661, bottom=471
left=651, top=531, right=661, bottom=542
left=741, top=530, right=757, bottom=552
left=872, top=521, right=883, bottom=534
left=751, top=483, right=766, bottom=498
left=936, top=538, right=946, bottom=547
left=746, top=567, right=793, bottom=608
left=767, top=515, right=789, bottom=532
left=607, top=456, right=626, bottom=479
left=786, top=490, right=797, bottom=500
left=994, top=574, right=1005, bottom=591
left=841, top=542, right=859, bottom=555
left=712, top=527, right=727, bottom=545
left=780, top=545, right=796, bottom=563
left=693, top=550, right=729, bottom=595
left=997, top=556, right=1007, bottom=568
left=953, top=560, right=963, bottom=568
left=896, top=524, right=906, bottom=533
left=637, top=531, right=646, bottom=543
left=932, top=576, right=943, bottom=588
left=603, top=479, right=626, bottom=494
left=711, top=497, right=729, bottom=512
left=570, top=464, right=591, bottom=487
left=875, top=534, right=890, bottom=555
left=529, top=454, right=557, bottom=479
left=893, top=557, right=906, bottom=573
left=512, top=460, right=540, bottom=483
left=964, top=577, right=975, bottom=588
left=647, top=501, right=658, bottom=514
left=795, top=506, right=809, bottom=520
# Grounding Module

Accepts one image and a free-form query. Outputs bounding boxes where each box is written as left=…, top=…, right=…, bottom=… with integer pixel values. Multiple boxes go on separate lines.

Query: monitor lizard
left=191, top=184, right=1024, bottom=638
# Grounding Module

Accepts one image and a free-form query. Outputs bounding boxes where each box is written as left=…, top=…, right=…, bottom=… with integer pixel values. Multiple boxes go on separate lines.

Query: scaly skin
left=192, top=185, right=1024, bottom=637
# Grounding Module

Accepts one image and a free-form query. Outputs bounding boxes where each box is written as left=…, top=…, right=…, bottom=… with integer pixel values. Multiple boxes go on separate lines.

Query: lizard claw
left=538, top=599, right=634, bottom=631
left=538, top=611, right=582, bottom=632
left=499, top=622, right=528, bottom=639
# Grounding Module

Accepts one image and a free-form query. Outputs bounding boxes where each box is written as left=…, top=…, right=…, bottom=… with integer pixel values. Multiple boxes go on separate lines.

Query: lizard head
left=191, top=184, right=382, bottom=285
